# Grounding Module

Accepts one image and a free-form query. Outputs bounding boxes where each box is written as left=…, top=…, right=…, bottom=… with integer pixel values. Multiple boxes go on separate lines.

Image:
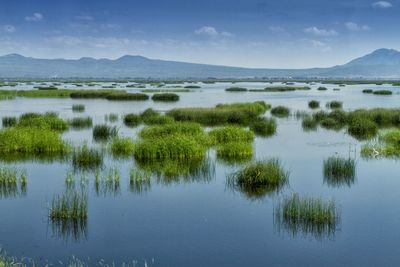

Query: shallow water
left=1, top=82, right=400, bottom=266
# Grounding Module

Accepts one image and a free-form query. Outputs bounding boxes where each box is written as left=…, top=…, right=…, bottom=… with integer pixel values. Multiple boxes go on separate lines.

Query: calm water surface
left=0, top=82, right=400, bottom=266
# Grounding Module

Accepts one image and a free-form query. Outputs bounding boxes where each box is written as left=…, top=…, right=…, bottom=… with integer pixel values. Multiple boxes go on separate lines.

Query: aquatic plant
left=140, top=122, right=204, bottom=139
left=92, top=124, right=118, bottom=142
left=323, top=156, right=355, bottom=182
left=228, top=159, right=289, bottom=198
left=362, top=89, right=373, bottom=94
left=151, top=93, right=180, bottom=101
left=347, top=118, right=378, bottom=140
left=123, top=113, right=141, bottom=127
left=2, top=116, right=17, bottom=127
left=129, top=169, right=151, bottom=194
left=308, top=100, right=320, bottom=109
left=105, top=93, right=149, bottom=101
left=317, top=86, right=328, bottom=91
left=17, top=112, right=69, bottom=132
left=209, top=126, right=254, bottom=144
left=270, top=106, right=290, bottom=118
left=373, top=90, right=392, bottom=95
left=216, top=142, right=253, bottom=161
left=249, top=117, right=277, bottom=137
left=0, top=166, right=27, bottom=199
left=105, top=113, right=119, bottom=123
left=50, top=191, right=88, bottom=221
left=94, top=167, right=121, bottom=196
left=184, top=85, right=201, bottom=89
left=72, top=144, right=103, bottom=170
left=326, top=101, right=343, bottom=109
left=225, top=87, right=248, bottom=92
left=301, top=117, right=318, bottom=131
left=274, top=193, right=339, bottom=239
left=72, top=104, right=85, bottom=113
left=110, top=137, right=135, bottom=157
left=69, top=117, right=93, bottom=129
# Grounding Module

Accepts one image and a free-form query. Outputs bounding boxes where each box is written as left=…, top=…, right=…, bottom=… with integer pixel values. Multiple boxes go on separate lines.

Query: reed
left=323, top=156, right=356, bottom=181
left=140, top=122, right=204, bottom=139
left=129, top=169, right=151, bottom=194
left=105, top=113, right=119, bottom=123
left=270, top=106, right=290, bottom=118
left=326, top=101, right=343, bottom=109
left=69, top=117, right=93, bottom=129
left=216, top=142, right=253, bottom=161
left=72, top=104, right=85, bottom=113
left=308, top=100, right=320, bottom=109
left=225, top=87, right=248, bottom=92
left=17, top=112, right=69, bottom=132
left=105, top=93, right=149, bottom=101
left=2, top=116, right=17, bottom=127
left=373, top=90, right=392, bottom=95
left=209, top=126, right=254, bottom=144
left=110, top=137, right=135, bottom=157
left=347, top=118, right=378, bottom=140
left=123, top=113, right=141, bottom=127
left=151, top=93, right=180, bottom=101
left=50, top=191, right=88, bottom=221
left=92, top=124, right=118, bottom=142
left=72, top=144, right=103, bottom=170
left=362, top=89, right=373, bottom=94
left=317, top=86, right=328, bottom=91
left=249, top=117, right=277, bottom=137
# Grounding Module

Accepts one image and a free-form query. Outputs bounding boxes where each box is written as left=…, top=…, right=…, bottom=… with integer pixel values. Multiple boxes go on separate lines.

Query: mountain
left=0, top=48, right=399, bottom=79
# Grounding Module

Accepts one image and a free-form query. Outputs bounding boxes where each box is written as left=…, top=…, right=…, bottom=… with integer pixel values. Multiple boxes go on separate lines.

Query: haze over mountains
left=0, top=48, right=399, bottom=79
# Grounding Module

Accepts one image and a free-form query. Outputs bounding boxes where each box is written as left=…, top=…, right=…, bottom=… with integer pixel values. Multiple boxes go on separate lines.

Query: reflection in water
left=0, top=153, right=69, bottom=164
left=129, top=169, right=151, bottom=195
left=274, top=194, right=340, bottom=240
left=94, top=167, right=121, bottom=196
left=136, top=157, right=215, bottom=185
left=0, top=167, right=27, bottom=199
left=50, top=218, right=88, bottom=242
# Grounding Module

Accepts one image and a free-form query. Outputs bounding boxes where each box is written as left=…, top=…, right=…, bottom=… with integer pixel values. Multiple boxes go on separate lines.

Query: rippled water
left=0, top=82, right=400, bottom=266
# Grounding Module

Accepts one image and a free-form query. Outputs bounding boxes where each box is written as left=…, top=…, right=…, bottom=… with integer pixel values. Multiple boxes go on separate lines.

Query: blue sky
left=0, top=0, right=398, bottom=68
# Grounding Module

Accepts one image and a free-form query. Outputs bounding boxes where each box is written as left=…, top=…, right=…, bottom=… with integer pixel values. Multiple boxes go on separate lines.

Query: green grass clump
left=361, top=130, right=400, bottom=158
left=216, top=142, right=253, bottom=161
left=123, top=113, right=141, bottom=127
left=0, top=127, right=69, bottom=156
left=209, top=126, right=254, bottom=144
left=143, top=115, right=174, bottom=125
left=275, top=193, right=339, bottom=238
left=323, top=156, right=356, bottom=186
left=110, top=137, right=135, bottom=157
left=92, top=124, right=118, bottom=142
left=249, top=117, right=277, bottom=137
left=72, top=144, right=103, bottom=170
left=105, top=113, right=119, bottom=123
left=263, top=86, right=310, bottom=92
left=225, top=87, right=248, bottom=92
left=301, top=117, right=318, bottom=131
left=0, top=166, right=27, bottom=198
left=72, top=104, right=85, bottom=112
left=228, top=159, right=289, bottom=198
left=151, top=93, right=179, bottom=101
left=37, top=86, right=58, bottom=90
left=347, top=108, right=400, bottom=128
left=129, top=169, right=151, bottom=194
left=140, top=122, right=204, bottom=139
left=373, top=90, right=392, bottom=95
left=2, top=116, right=17, bottom=127
left=69, top=117, right=93, bottom=129
left=347, top=118, right=378, bottom=140
left=362, top=89, right=373, bottom=94
left=317, top=86, right=328, bottom=91
left=271, top=106, right=290, bottom=118
left=134, top=134, right=207, bottom=160
left=167, top=101, right=269, bottom=126
left=106, top=93, right=149, bottom=101
left=184, top=85, right=201, bottom=89
left=17, top=112, right=69, bottom=132
left=50, top=191, right=87, bottom=221
left=308, top=100, right=320, bottom=109
left=94, top=167, right=121, bottom=196
left=326, top=101, right=343, bottom=109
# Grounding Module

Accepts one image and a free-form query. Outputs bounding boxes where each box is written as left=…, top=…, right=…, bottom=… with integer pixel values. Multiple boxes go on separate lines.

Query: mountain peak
left=346, top=48, right=400, bottom=66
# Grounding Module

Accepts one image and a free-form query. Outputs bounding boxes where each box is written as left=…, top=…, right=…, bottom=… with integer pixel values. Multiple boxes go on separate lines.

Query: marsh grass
left=347, top=118, right=378, bottom=140
left=69, top=117, right=93, bottom=129
left=151, top=93, right=180, bottom=101
left=209, top=126, right=254, bottom=144
left=72, top=144, right=103, bottom=170
left=2, top=116, right=17, bottom=127
left=92, top=124, right=118, bottom=142
left=274, top=193, right=339, bottom=239
left=308, top=100, right=320, bottom=109
left=323, top=156, right=356, bottom=185
left=72, top=104, right=85, bottom=113
left=94, top=167, right=121, bottom=196
left=361, top=130, right=400, bottom=158
left=105, top=113, right=119, bottom=123
left=326, top=101, right=343, bottom=109
left=50, top=191, right=88, bottom=222
left=129, top=169, right=151, bottom=194
left=216, top=142, right=253, bottom=162
left=110, top=137, right=135, bottom=158
left=373, top=90, right=392, bottom=95
left=362, top=89, right=373, bottom=94
left=225, top=87, right=248, bottom=92
left=270, top=106, right=290, bottom=118
left=228, top=159, right=289, bottom=199
left=140, top=122, right=204, bottom=139
left=0, top=166, right=27, bottom=198
left=123, top=113, right=141, bottom=127
left=301, top=117, right=318, bottom=131
left=105, top=93, right=149, bottom=101
left=317, top=86, right=328, bottom=91
left=17, top=112, right=69, bottom=132
left=249, top=117, right=277, bottom=137
left=167, top=101, right=269, bottom=126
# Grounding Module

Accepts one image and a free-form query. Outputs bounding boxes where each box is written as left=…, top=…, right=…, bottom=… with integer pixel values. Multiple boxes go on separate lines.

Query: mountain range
left=0, top=48, right=399, bottom=79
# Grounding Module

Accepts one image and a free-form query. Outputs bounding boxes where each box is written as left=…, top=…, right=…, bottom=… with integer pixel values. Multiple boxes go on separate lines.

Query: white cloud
left=372, top=1, right=393, bottom=8
left=25, top=13, right=43, bottom=22
left=269, top=26, right=285, bottom=33
left=194, top=26, right=233, bottom=38
left=345, top=22, right=370, bottom=31
left=310, top=40, right=331, bottom=52
left=2, top=25, right=16, bottom=33
left=304, top=26, right=338, bottom=37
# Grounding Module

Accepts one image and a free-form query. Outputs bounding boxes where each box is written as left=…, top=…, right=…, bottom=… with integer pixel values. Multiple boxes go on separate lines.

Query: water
left=1, top=82, right=400, bottom=266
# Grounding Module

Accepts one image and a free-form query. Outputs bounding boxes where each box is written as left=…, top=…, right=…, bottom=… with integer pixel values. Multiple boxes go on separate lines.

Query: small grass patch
left=317, top=86, right=328, bottom=91
left=323, top=156, right=356, bottom=187
left=72, top=144, right=103, bottom=170
left=209, top=126, right=254, bottom=144
left=69, top=117, right=93, bottom=129
left=250, top=117, right=277, bottom=137
left=140, top=122, right=204, bottom=139
left=72, top=104, right=85, bottom=113
left=2, top=116, right=17, bottom=127
left=347, top=118, right=378, bottom=140
left=301, top=117, right=318, bottom=131
left=271, top=106, right=290, bottom=118
left=326, top=101, right=343, bottom=109
left=308, top=100, right=320, bottom=109
left=110, top=137, right=135, bottom=157
left=17, top=112, right=69, bottom=132
left=105, top=93, right=149, bottom=101
left=92, top=124, right=118, bottom=142
left=50, top=191, right=88, bottom=221
left=216, top=142, right=253, bottom=162
left=225, top=87, right=248, bottom=92
left=373, top=90, right=392, bottom=95
left=151, top=93, right=180, bottom=101
left=123, top=113, right=141, bottom=127
left=362, top=89, right=373, bottom=94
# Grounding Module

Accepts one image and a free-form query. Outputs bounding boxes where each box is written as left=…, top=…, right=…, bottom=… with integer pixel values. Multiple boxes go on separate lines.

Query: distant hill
left=0, top=48, right=400, bottom=79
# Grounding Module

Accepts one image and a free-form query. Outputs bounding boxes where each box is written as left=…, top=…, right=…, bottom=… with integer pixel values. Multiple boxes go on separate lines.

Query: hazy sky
left=0, top=0, right=398, bottom=68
